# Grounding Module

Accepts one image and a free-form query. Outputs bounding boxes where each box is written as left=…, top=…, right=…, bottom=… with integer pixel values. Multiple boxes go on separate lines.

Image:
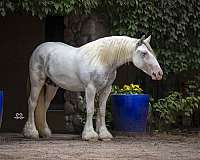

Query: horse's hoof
left=23, top=128, right=39, bottom=139
left=82, top=129, right=98, bottom=141
left=99, top=128, right=113, bottom=141
left=39, top=127, right=52, bottom=138
left=23, top=129, right=39, bottom=139
left=23, top=122, right=39, bottom=139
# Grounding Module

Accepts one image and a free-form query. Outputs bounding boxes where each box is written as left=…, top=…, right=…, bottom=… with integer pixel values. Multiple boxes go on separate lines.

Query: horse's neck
left=108, top=37, right=136, bottom=67
left=80, top=36, right=137, bottom=68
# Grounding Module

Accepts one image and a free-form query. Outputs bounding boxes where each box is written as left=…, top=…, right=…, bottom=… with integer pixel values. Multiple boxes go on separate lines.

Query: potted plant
left=111, top=84, right=149, bottom=133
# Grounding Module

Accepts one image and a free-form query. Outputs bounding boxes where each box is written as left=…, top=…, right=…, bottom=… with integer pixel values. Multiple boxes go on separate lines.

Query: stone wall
left=64, top=14, right=110, bottom=47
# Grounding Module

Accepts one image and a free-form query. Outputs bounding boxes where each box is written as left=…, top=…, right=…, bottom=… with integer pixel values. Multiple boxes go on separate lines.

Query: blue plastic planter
left=0, top=90, right=3, bottom=128
left=112, top=94, right=149, bottom=133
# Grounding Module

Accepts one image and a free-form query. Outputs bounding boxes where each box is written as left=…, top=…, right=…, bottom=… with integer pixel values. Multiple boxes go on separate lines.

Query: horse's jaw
left=139, top=65, right=163, bottom=80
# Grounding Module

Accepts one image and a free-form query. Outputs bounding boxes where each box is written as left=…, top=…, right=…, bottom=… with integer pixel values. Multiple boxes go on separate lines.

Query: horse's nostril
left=152, top=72, right=156, bottom=77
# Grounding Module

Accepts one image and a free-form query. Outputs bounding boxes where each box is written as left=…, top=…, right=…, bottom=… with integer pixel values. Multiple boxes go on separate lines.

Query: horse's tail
left=26, top=77, right=31, bottom=99
left=26, top=77, right=46, bottom=134
left=35, top=85, right=46, bottom=133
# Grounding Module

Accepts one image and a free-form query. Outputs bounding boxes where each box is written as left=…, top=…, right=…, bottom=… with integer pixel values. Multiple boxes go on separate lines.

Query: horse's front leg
left=97, top=85, right=113, bottom=140
left=82, top=83, right=98, bottom=140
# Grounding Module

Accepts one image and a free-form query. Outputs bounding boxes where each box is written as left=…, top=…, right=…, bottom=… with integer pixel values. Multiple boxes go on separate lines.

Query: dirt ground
left=0, top=133, right=200, bottom=160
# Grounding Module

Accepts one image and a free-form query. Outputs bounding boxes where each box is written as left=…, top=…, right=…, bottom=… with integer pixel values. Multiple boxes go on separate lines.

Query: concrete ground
left=0, top=133, right=200, bottom=160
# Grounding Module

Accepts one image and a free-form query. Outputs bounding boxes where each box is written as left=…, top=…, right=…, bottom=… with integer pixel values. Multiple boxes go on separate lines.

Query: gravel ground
left=0, top=133, right=200, bottom=160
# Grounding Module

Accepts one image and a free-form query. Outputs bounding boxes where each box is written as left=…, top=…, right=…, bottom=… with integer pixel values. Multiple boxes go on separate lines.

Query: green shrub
left=148, top=92, right=200, bottom=131
left=1, top=0, right=200, bottom=74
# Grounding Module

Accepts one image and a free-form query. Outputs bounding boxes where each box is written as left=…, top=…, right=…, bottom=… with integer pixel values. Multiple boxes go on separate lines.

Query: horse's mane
left=80, top=36, right=138, bottom=65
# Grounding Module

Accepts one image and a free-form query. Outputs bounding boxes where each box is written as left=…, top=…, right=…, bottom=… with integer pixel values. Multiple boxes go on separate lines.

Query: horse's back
left=30, top=42, right=76, bottom=68
left=32, top=42, right=75, bottom=57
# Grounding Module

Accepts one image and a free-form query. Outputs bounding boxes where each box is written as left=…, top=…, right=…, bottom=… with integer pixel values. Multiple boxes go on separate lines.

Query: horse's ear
left=136, top=35, right=146, bottom=48
left=144, top=35, right=151, bottom=43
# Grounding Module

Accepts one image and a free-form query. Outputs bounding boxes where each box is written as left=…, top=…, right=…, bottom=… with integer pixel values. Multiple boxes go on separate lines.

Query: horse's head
left=132, top=35, right=163, bottom=80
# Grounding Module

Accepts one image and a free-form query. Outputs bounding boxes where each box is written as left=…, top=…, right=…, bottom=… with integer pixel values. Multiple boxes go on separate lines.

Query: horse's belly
left=45, top=50, right=85, bottom=91
left=47, top=65, right=84, bottom=91
left=50, top=75, right=84, bottom=91
left=59, top=82, right=84, bottom=92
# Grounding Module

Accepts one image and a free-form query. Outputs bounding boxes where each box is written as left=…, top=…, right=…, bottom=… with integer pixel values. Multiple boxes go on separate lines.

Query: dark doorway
left=0, top=16, right=45, bottom=132
left=45, top=16, right=66, bottom=132
left=45, top=16, right=65, bottom=42
left=45, top=16, right=65, bottom=110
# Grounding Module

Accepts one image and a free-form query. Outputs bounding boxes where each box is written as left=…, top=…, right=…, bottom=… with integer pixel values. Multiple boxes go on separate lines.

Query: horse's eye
left=141, top=51, right=147, bottom=57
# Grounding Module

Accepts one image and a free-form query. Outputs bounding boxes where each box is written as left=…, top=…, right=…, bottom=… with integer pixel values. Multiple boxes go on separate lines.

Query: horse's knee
left=87, top=107, right=94, bottom=117
left=99, top=108, right=106, bottom=116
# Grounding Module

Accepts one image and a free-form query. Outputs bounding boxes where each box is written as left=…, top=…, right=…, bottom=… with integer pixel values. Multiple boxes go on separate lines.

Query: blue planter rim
left=111, top=94, right=149, bottom=97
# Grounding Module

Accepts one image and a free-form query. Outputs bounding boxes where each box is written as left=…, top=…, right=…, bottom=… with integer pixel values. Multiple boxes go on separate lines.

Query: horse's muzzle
left=151, top=69, right=163, bottom=80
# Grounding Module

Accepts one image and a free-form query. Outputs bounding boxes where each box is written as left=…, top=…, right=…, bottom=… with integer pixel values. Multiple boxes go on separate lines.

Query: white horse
left=23, top=35, right=163, bottom=140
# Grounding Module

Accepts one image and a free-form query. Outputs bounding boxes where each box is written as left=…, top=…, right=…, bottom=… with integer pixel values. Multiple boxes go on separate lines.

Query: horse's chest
left=93, top=72, right=112, bottom=89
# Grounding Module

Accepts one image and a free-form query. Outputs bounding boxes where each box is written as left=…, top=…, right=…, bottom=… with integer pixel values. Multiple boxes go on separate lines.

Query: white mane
left=80, top=36, right=138, bottom=65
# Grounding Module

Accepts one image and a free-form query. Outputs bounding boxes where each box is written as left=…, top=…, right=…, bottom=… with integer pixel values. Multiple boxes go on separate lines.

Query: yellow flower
left=112, top=84, right=143, bottom=94
left=123, top=85, right=131, bottom=91
left=130, top=84, right=139, bottom=88
left=134, top=85, right=140, bottom=88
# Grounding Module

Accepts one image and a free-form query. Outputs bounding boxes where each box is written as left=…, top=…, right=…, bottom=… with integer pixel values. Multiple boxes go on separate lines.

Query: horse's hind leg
left=36, top=84, right=58, bottom=138
left=23, top=71, right=45, bottom=139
